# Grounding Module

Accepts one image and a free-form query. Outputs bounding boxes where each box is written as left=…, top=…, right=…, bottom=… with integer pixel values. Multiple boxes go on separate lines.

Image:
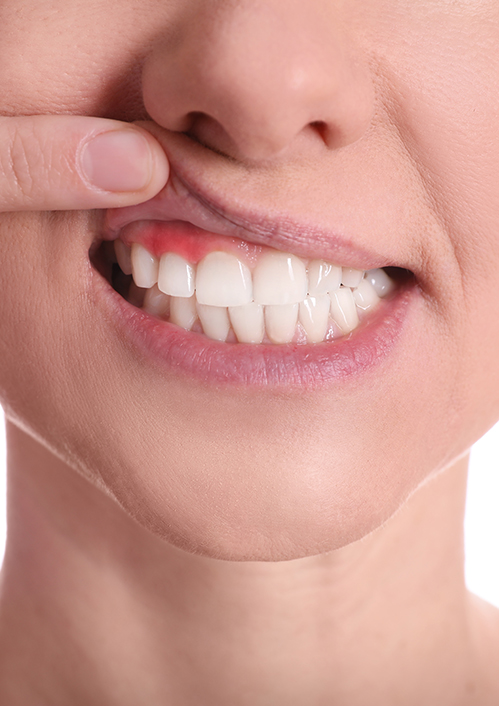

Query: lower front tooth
left=170, top=295, right=197, bottom=330
left=229, top=302, right=265, bottom=344
left=143, top=284, right=170, bottom=318
left=265, top=303, right=299, bottom=344
left=197, top=304, right=231, bottom=342
left=299, top=295, right=330, bottom=343
left=330, top=288, right=359, bottom=334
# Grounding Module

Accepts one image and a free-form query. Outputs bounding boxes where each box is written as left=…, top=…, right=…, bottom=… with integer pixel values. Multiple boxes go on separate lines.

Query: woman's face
left=1, top=0, right=498, bottom=560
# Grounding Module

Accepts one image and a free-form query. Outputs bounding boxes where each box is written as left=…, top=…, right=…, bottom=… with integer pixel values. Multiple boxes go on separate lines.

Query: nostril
left=309, top=120, right=330, bottom=146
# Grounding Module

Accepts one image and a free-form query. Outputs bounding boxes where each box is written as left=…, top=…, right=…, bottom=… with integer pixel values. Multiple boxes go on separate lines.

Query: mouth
left=91, top=167, right=415, bottom=386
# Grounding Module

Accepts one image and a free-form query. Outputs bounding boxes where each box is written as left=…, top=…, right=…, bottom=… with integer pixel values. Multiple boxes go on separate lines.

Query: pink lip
left=93, top=269, right=416, bottom=387
left=103, top=166, right=391, bottom=271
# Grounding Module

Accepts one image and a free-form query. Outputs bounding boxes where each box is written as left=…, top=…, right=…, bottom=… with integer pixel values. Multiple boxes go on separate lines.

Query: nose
left=142, top=0, right=374, bottom=162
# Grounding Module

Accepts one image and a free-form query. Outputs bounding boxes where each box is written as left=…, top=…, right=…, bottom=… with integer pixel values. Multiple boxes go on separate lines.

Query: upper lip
left=103, top=137, right=394, bottom=270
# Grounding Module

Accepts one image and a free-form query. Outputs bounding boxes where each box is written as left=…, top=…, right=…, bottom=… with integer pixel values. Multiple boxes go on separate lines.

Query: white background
left=0, top=407, right=498, bottom=607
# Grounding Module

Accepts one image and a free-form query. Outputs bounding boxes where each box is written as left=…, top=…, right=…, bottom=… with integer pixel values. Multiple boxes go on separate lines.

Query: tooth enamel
left=330, top=288, right=359, bottom=334
left=265, top=303, right=299, bottom=344
left=131, top=243, right=159, bottom=289
left=229, top=303, right=265, bottom=344
left=308, top=260, right=341, bottom=296
left=143, top=284, right=170, bottom=318
left=253, top=252, right=307, bottom=305
left=114, top=240, right=133, bottom=275
left=197, top=303, right=231, bottom=342
left=170, top=295, right=198, bottom=330
left=158, top=253, right=195, bottom=298
left=299, top=295, right=330, bottom=343
left=341, top=268, right=364, bottom=288
left=366, top=269, right=396, bottom=298
left=353, top=278, right=380, bottom=311
left=196, top=251, right=252, bottom=307
left=122, top=243, right=395, bottom=345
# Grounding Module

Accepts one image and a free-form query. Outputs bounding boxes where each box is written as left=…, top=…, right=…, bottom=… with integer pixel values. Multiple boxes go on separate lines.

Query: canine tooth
left=341, top=268, right=364, bottom=288
left=330, top=288, right=359, bottom=334
left=170, top=295, right=197, bottom=330
left=158, top=253, right=195, bottom=298
left=131, top=243, right=159, bottom=289
left=353, top=278, right=380, bottom=311
left=265, top=303, right=299, bottom=344
left=197, top=304, right=231, bottom=341
left=253, top=252, right=307, bottom=305
left=196, top=252, right=252, bottom=307
left=114, top=240, right=133, bottom=275
left=143, top=284, right=170, bottom=318
left=366, top=269, right=396, bottom=298
left=299, top=295, right=330, bottom=343
left=229, top=303, right=265, bottom=344
left=308, top=260, right=341, bottom=296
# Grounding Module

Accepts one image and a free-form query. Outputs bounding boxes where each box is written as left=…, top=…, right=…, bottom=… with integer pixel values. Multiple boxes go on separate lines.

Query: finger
left=0, top=115, right=169, bottom=212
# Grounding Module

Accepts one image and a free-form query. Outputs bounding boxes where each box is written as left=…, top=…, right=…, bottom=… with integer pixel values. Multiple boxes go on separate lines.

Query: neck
left=0, top=421, right=485, bottom=705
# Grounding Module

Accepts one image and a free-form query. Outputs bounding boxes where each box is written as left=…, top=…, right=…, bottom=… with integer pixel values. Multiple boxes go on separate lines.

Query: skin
left=0, top=0, right=499, bottom=703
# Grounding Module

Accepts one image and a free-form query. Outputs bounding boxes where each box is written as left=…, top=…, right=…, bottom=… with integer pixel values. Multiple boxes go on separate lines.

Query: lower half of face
left=1, top=0, right=499, bottom=561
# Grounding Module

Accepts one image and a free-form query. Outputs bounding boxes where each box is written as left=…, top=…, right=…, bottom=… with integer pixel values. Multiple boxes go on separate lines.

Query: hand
left=0, top=115, right=169, bottom=212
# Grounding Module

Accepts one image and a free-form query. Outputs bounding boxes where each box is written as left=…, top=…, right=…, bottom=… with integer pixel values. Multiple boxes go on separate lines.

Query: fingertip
left=79, top=126, right=169, bottom=197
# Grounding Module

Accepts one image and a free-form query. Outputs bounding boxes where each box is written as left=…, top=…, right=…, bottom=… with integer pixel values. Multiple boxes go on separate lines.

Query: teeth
left=170, top=295, right=198, bottom=330
left=265, top=303, right=299, bottom=344
left=196, top=251, right=252, bottom=307
left=299, top=295, right=331, bottom=343
left=366, top=268, right=396, bottom=298
left=253, top=252, right=307, bottom=305
left=197, top=304, right=231, bottom=342
left=131, top=243, right=159, bottom=289
left=353, top=278, right=380, bottom=311
left=308, top=260, right=341, bottom=296
left=118, top=240, right=398, bottom=345
left=330, top=288, right=359, bottom=334
left=114, top=240, right=133, bottom=275
left=143, top=284, right=170, bottom=318
left=229, top=303, right=265, bottom=344
left=341, top=268, right=364, bottom=288
left=158, top=253, right=195, bottom=298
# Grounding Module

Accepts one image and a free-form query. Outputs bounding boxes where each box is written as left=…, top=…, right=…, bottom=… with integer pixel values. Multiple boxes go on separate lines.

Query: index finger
left=0, top=115, right=169, bottom=212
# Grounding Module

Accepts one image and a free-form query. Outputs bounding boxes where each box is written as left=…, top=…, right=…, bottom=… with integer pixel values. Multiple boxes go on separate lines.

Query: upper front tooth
left=114, top=240, right=133, bottom=275
left=330, top=287, right=359, bottom=334
left=131, top=243, right=159, bottom=289
left=366, top=269, right=396, bottom=298
left=196, top=251, right=253, bottom=307
left=353, top=278, right=380, bottom=310
left=341, top=268, right=364, bottom=288
left=308, top=260, right=341, bottom=296
left=253, top=252, right=307, bottom=305
left=158, top=252, right=195, bottom=298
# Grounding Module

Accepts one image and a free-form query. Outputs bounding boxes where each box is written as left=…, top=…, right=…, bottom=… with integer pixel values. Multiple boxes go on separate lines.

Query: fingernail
left=80, top=130, right=153, bottom=192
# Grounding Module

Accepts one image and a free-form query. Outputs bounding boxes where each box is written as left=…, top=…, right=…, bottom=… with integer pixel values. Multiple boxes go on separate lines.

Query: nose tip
left=142, top=1, right=374, bottom=162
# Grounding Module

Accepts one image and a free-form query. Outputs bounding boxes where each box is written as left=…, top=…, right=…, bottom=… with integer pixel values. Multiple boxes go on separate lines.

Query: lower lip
left=93, top=265, right=417, bottom=387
